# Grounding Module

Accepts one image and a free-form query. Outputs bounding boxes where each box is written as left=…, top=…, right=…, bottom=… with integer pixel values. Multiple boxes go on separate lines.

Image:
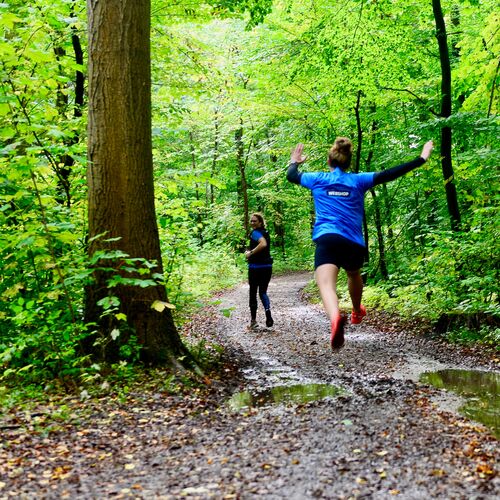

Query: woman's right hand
left=290, top=143, right=307, bottom=164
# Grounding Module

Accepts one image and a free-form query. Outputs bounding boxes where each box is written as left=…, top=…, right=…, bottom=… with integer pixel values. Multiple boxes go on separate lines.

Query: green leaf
left=151, top=300, right=176, bottom=311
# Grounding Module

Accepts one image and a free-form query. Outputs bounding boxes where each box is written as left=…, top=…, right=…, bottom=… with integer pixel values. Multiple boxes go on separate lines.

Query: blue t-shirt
left=300, top=168, right=375, bottom=246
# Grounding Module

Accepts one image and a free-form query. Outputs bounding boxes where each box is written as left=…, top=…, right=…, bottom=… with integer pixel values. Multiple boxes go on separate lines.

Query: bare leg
left=315, top=263, right=340, bottom=320
left=346, top=268, right=363, bottom=312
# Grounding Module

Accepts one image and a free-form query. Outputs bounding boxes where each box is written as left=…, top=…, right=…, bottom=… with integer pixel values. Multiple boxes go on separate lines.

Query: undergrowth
left=0, top=336, right=226, bottom=412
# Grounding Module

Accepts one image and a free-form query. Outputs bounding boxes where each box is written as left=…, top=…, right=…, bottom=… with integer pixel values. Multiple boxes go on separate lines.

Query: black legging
left=248, top=267, right=272, bottom=311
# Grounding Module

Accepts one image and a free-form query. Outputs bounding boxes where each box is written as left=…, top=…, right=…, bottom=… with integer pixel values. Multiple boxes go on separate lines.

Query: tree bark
left=85, top=0, right=187, bottom=364
left=432, top=0, right=461, bottom=231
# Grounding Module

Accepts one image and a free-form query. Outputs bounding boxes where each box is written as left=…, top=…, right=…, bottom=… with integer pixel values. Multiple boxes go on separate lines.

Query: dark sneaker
left=330, top=313, right=346, bottom=351
left=351, top=304, right=366, bottom=324
left=250, top=319, right=257, bottom=329
left=265, top=310, right=274, bottom=328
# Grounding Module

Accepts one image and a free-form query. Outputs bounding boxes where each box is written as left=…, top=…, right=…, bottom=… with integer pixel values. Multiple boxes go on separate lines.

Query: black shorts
left=314, top=233, right=366, bottom=271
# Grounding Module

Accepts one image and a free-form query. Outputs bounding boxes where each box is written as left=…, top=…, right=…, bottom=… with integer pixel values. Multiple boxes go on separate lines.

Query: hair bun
left=336, top=137, right=352, bottom=154
left=328, top=137, right=353, bottom=169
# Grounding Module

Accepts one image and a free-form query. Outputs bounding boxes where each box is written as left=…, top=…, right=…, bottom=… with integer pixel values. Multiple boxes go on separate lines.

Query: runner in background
left=245, top=213, right=274, bottom=328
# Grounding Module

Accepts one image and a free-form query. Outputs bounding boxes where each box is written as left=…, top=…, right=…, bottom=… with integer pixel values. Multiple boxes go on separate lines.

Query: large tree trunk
left=432, top=0, right=461, bottom=231
left=85, top=0, right=187, bottom=364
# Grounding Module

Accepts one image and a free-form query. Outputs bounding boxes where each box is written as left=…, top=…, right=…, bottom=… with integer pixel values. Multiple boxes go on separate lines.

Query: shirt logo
left=327, top=190, right=350, bottom=197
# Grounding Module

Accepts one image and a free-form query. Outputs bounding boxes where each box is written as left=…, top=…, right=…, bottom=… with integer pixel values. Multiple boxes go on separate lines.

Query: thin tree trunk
left=190, top=130, right=204, bottom=244
left=432, top=0, right=461, bottom=231
left=53, top=45, right=72, bottom=207
left=53, top=4, right=85, bottom=208
left=353, top=91, right=369, bottom=270
left=354, top=90, right=362, bottom=174
left=365, top=118, right=388, bottom=280
left=235, top=118, right=249, bottom=237
left=369, top=189, right=388, bottom=279
left=487, top=58, right=499, bottom=118
left=267, top=132, right=286, bottom=256
left=209, top=101, right=220, bottom=205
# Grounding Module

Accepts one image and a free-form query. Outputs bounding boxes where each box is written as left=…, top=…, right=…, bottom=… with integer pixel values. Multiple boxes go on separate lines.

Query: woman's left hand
left=420, top=140, right=434, bottom=161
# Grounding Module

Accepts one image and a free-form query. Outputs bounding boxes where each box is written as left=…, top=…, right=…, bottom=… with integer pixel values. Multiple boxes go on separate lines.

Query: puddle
left=420, top=369, right=499, bottom=438
left=227, top=383, right=344, bottom=411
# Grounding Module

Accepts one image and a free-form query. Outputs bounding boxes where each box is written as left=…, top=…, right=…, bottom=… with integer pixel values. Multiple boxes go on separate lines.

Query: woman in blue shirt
left=287, top=138, right=433, bottom=350
left=245, top=213, right=274, bottom=328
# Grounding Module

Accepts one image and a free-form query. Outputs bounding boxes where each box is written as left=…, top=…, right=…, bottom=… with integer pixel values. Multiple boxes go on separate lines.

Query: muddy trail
left=1, top=272, right=498, bottom=499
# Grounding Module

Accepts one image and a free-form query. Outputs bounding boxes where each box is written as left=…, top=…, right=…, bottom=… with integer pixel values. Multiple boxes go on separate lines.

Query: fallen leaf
left=431, top=469, right=446, bottom=477
left=476, top=464, right=494, bottom=475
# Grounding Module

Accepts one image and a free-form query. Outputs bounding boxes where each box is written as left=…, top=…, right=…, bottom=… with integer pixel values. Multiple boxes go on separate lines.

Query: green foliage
left=1, top=0, right=499, bottom=394
left=371, top=204, right=500, bottom=318
left=0, top=239, right=162, bottom=384
left=207, top=0, right=273, bottom=28
left=446, top=326, right=500, bottom=349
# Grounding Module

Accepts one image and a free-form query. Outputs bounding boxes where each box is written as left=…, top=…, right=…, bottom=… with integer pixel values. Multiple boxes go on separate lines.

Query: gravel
left=1, top=272, right=498, bottom=499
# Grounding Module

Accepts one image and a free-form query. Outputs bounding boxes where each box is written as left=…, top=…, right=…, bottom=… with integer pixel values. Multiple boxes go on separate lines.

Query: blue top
left=300, top=168, right=375, bottom=246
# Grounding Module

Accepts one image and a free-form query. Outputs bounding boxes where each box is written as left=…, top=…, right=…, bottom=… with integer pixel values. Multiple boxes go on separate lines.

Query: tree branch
left=378, top=85, right=440, bottom=117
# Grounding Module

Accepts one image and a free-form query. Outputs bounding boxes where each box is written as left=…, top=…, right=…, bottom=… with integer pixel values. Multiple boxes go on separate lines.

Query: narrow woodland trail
left=1, top=273, right=498, bottom=499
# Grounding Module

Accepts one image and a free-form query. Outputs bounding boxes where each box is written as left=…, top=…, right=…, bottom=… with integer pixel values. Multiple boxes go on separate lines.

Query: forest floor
left=1, top=272, right=499, bottom=499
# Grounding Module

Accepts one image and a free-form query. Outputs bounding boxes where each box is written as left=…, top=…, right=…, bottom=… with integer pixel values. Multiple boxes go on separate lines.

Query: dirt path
left=1, top=273, right=498, bottom=498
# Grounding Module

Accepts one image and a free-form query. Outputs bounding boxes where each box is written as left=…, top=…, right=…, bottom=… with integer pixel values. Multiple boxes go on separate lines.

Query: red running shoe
left=351, top=304, right=367, bottom=324
left=330, top=313, right=346, bottom=351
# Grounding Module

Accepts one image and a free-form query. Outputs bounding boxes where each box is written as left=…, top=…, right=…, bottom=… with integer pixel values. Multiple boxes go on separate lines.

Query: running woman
left=287, top=138, right=433, bottom=350
left=245, top=213, right=274, bottom=328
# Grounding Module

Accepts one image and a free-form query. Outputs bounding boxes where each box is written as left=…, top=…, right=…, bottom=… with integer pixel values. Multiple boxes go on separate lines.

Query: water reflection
left=228, top=383, right=344, bottom=411
left=420, top=369, right=499, bottom=438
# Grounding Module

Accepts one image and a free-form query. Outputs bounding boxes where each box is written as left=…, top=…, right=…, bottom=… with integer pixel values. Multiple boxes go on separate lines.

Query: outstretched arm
left=287, top=143, right=307, bottom=185
left=373, top=140, right=434, bottom=186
